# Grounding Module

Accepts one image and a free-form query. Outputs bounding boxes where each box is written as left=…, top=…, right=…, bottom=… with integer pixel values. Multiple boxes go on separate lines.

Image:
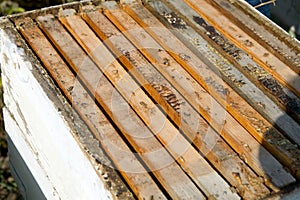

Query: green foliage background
left=0, top=0, right=79, bottom=16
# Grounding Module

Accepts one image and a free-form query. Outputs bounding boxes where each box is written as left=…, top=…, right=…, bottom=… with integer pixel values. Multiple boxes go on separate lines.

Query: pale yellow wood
left=58, top=9, right=240, bottom=199
left=102, top=1, right=295, bottom=189
left=126, top=1, right=300, bottom=182
left=184, top=0, right=300, bottom=99
left=125, top=2, right=300, bottom=147
left=16, top=16, right=166, bottom=200
left=36, top=13, right=207, bottom=199
left=82, top=7, right=271, bottom=199
left=154, top=0, right=300, bottom=180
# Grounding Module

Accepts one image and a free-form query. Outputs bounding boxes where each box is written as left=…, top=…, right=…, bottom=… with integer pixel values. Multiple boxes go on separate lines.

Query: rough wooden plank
left=81, top=5, right=183, bottom=124
left=125, top=2, right=300, bottom=148
left=211, top=0, right=300, bottom=75
left=15, top=17, right=167, bottom=200
left=3, top=1, right=300, bottom=199
left=184, top=0, right=300, bottom=99
left=81, top=6, right=271, bottom=199
left=233, top=0, right=300, bottom=59
left=36, top=14, right=212, bottom=199
left=2, top=16, right=133, bottom=200
left=159, top=0, right=300, bottom=125
left=58, top=9, right=241, bottom=199
left=35, top=14, right=206, bottom=199
left=144, top=0, right=300, bottom=179
left=123, top=2, right=298, bottom=186
left=124, top=1, right=300, bottom=174
left=102, top=1, right=296, bottom=189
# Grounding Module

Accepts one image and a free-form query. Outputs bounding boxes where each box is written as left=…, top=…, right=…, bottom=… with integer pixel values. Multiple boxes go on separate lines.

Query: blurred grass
left=0, top=0, right=24, bottom=16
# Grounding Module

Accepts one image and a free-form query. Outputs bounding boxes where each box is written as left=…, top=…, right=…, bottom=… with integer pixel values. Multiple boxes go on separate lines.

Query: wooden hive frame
left=1, top=0, right=300, bottom=199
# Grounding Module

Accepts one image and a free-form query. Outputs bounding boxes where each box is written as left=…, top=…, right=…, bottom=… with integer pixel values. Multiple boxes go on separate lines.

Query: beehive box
left=1, top=0, right=300, bottom=199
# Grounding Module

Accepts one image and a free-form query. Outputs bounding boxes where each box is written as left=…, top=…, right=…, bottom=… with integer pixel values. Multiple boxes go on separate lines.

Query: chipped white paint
left=0, top=23, right=113, bottom=200
left=3, top=108, right=61, bottom=199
